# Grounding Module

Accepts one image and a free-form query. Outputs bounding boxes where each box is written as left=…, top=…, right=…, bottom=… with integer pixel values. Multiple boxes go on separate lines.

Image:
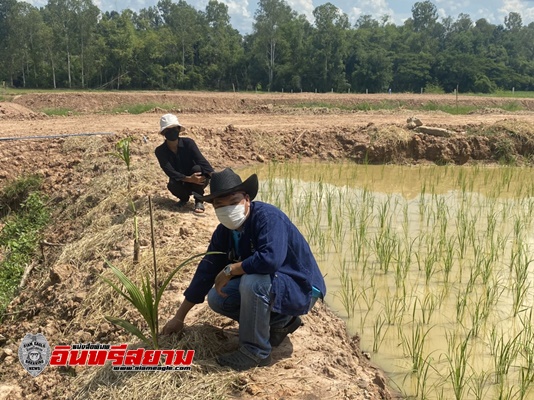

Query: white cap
left=160, top=114, right=184, bottom=133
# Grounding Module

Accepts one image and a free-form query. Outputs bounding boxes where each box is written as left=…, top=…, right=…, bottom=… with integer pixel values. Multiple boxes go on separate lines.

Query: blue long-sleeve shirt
left=184, top=201, right=327, bottom=316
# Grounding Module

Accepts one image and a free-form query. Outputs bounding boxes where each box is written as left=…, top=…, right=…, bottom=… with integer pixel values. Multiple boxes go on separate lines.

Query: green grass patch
left=500, top=101, right=524, bottom=112
left=110, top=102, right=177, bottom=114
left=0, top=177, right=50, bottom=317
left=419, top=102, right=478, bottom=114
left=0, top=174, right=42, bottom=218
left=292, top=100, right=401, bottom=111
left=470, top=90, right=534, bottom=98
left=41, top=107, right=77, bottom=116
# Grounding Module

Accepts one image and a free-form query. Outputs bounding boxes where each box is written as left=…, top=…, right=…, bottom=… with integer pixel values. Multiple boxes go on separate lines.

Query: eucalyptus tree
left=129, top=7, right=167, bottom=89
left=310, top=3, right=350, bottom=92
left=199, top=0, right=244, bottom=90
left=390, top=2, right=440, bottom=92
left=0, top=0, right=16, bottom=83
left=97, top=10, right=136, bottom=89
left=501, top=12, right=533, bottom=89
left=43, top=0, right=77, bottom=88
left=349, top=15, right=394, bottom=93
left=251, top=0, right=295, bottom=91
left=134, top=6, right=163, bottom=30
left=1, top=1, right=28, bottom=86
left=12, top=4, right=47, bottom=87
left=71, top=0, right=100, bottom=88
left=158, top=0, right=202, bottom=88
left=274, top=14, right=312, bottom=91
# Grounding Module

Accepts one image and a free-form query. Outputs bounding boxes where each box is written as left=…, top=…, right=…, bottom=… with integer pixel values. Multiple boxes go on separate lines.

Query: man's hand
left=214, top=270, right=232, bottom=297
left=187, top=172, right=206, bottom=185
left=162, top=316, right=184, bottom=335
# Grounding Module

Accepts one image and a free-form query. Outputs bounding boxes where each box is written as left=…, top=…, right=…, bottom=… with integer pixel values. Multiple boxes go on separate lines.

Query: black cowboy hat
left=194, top=168, right=258, bottom=203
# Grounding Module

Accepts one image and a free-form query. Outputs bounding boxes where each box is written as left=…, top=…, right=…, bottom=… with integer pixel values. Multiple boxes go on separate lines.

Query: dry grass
left=371, top=125, right=411, bottom=146
left=46, top=135, right=249, bottom=399
left=70, top=309, right=241, bottom=399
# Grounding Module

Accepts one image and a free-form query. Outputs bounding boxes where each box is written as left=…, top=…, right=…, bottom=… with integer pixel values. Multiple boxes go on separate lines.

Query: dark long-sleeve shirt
left=184, top=201, right=327, bottom=316
left=155, top=138, right=214, bottom=181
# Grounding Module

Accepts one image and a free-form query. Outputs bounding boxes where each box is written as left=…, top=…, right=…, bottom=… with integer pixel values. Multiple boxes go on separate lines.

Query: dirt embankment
left=0, top=91, right=534, bottom=400
left=9, top=91, right=534, bottom=113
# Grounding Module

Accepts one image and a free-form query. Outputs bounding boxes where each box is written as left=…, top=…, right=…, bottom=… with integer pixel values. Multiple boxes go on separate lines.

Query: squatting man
left=162, top=168, right=326, bottom=370
left=155, top=113, right=214, bottom=213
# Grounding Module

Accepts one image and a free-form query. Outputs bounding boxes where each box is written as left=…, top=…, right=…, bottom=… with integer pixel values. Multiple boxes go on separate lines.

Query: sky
left=26, top=0, right=534, bottom=34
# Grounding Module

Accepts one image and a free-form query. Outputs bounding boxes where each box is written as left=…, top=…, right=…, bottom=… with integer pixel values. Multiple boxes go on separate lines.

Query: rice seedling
left=455, top=291, right=471, bottom=326
left=455, top=211, right=468, bottom=260
left=416, top=292, right=439, bottom=325
left=383, top=290, right=406, bottom=326
left=372, top=314, right=389, bottom=353
left=495, top=380, right=515, bottom=400
left=414, top=353, right=438, bottom=400
left=241, top=162, right=534, bottom=400
left=442, top=236, right=456, bottom=283
left=394, top=239, right=413, bottom=290
left=469, top=293, right=492, bottom=338
left=401, top=322, right=433, bottom=374
left=422, top=244, right=438, bottom=285
left=377, top=195, right=392, bottom=230
left=492, top=330, right=522, bottom=383
left=337, top=259, right=358, bottom=318
left=468, top=368, right=491, bottom=400
left=445, top=330, right=472, bottom=400
left=372, top=227, right=398, bottom=274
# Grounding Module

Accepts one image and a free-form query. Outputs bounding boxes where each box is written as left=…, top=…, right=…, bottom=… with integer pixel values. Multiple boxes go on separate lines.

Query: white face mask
left=215, top=203, right=247, bottom=230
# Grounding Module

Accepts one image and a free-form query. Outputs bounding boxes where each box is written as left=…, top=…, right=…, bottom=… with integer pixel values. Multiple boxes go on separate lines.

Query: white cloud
left=346, top=0, right=395, bottom=26
left=287, top=0, right=314, bottom=21
left=220, top=0, right=252, bottom=33
left=20, top=0, right=534, bottom=33
left=499, top=0, right=534, bottom=24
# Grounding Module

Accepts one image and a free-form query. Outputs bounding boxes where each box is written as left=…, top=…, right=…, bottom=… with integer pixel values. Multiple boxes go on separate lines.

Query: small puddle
left=239, top=162, right=534, bottom=399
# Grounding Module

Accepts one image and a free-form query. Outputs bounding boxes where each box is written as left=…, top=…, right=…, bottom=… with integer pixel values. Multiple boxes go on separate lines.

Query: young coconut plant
left=109, top=136, right=140, bottom=263
left=101, top=196, right=223, bottom=349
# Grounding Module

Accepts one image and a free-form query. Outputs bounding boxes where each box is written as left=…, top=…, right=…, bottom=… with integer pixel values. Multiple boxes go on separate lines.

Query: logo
left=50, top=344, right=194, bottom=371
left=18, top=333, right=51, bottom=377
left=18, top=334, right=195, bottom=376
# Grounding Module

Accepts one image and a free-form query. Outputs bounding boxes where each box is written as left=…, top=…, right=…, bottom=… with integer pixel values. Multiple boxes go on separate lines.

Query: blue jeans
left=207, top=274, right=318, bottom=361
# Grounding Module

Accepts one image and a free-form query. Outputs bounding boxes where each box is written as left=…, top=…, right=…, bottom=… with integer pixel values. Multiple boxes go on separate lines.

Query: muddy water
left=239, top=162, right=534, bottom=400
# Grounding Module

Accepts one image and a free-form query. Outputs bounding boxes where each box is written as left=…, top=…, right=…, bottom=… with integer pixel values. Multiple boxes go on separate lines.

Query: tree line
left=0, top=0, right=533, bottom=93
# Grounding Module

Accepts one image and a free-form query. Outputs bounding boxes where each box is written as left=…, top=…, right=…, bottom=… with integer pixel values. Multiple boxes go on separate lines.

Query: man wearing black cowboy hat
left=162, top=168, right=326, bottom=371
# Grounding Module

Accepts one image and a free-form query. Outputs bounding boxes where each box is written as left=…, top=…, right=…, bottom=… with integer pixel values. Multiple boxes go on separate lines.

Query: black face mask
left=164, top=129, right=179, bottom=141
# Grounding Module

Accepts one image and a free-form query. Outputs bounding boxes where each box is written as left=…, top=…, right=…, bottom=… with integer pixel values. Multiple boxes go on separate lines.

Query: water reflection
left=239, top=162, right=534, bottom=400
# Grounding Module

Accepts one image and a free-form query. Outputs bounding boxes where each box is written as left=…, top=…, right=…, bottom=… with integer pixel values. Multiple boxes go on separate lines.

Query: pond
left=239, top=161, right=534, bottom=400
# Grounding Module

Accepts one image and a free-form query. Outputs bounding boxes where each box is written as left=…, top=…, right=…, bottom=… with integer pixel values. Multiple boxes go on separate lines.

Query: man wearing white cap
left=155, top=113, right=214, bottom=213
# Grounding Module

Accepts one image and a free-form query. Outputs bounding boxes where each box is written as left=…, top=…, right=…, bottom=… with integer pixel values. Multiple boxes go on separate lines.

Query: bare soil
left=1, top=91, right=534, bottom=400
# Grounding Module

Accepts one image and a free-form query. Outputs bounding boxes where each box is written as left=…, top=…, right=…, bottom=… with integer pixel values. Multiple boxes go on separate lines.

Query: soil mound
left=0, top=102, right=47, bottom=120
left=11, top=91, right=534, bottom=114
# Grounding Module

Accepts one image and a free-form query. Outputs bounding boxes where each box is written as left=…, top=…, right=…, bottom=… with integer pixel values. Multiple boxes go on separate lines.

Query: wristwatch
left=223, top=265, right=232, bottom=277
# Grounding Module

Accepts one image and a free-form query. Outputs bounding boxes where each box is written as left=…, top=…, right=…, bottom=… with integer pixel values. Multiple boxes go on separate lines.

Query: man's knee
left=208, top=287, right=240, bottom=314
left=207, top=288, right=220, bottom=311
left=239, top=274, right=271, bottom=297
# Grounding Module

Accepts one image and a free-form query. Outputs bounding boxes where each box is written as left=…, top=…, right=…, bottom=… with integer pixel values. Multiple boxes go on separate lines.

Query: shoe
left=269, top=316, right=302, bottom=347
left=216, top=349, right=271, bottom=371
left=194, top=201, right=205, bottom=213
